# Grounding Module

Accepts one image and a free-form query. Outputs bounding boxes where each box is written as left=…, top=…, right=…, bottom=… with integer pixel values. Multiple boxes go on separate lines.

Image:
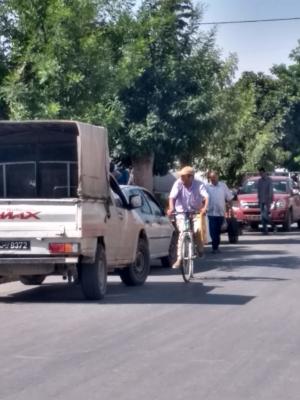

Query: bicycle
left=172, top=211, right=199, bottom=282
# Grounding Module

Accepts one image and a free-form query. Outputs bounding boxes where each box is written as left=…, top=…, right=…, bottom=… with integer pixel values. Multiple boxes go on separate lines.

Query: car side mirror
left=292, top=188, right=299, bottom=195
left=129, top=194, right=142, bottom=208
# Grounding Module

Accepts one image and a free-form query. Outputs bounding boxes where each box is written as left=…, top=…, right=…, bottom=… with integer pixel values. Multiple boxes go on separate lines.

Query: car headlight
left=239, top=200, right=248, bottom=208
left=275, top=199, right=286, bottom=209
left=271, top=199, right=286, bottom=209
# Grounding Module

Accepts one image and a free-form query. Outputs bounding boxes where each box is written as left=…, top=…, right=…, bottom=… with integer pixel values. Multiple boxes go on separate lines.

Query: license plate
left=0, top=241, right=30, bottom=250
left=247, top=215, right=260, bottom=221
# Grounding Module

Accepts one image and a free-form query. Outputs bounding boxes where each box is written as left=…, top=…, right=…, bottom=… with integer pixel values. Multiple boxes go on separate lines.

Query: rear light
left=49, top=243, right=79, bottom=254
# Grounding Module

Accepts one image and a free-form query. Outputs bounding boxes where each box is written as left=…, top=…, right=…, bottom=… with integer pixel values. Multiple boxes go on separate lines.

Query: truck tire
left=298, top=220, right=300, bottom=229
left=161, top=233, right=177, bottom=268
left=282, top=209, right=292, bottom=232
left=119, top=238, right=150, bottom=286
left=20, top=275, right=46, bottom=285
left=80, top=243, right=107, bottom=300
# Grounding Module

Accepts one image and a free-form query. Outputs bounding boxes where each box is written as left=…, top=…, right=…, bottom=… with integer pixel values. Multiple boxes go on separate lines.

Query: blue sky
left=200, top=0, right=300, bottom=76
left=135, top=0, right=300, bottom=76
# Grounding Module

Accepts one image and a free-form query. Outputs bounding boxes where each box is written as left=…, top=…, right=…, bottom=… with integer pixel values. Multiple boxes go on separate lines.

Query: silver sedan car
left=121, top=185, right=177, bottom=267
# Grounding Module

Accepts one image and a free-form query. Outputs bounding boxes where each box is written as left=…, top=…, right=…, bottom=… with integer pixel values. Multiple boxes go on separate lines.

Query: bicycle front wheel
left=181, top=235, right=193, bottom=282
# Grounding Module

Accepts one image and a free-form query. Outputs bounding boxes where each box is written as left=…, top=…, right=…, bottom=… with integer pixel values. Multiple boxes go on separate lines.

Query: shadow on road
left=0, top=280, right=255, bottom=305
left=207, top=254, right=300, bottom=272
left=200, top=275, right=289, bottom=282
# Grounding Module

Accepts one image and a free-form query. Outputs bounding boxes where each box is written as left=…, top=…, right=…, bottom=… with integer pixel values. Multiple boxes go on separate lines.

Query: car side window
left=143, top=192, right=163, bottom=217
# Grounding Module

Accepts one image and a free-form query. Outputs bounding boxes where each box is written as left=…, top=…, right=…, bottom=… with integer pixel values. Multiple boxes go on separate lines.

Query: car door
left=142, top=190, right=174, bottom=257
left=124, top=187, right=162, bottom=258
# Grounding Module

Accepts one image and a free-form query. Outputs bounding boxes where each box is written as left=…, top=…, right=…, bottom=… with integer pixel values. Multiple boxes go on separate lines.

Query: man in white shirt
left=206, top=171, right=233, bottom=253
left=167, top=166, right=209, bottom=268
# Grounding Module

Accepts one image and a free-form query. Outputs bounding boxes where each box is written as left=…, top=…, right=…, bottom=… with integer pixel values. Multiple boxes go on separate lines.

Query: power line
left=200, top=17, right=300, bottom=26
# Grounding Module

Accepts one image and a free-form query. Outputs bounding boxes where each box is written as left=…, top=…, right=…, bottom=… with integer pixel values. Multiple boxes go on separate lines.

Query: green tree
left=272, top=42, right=300, bottom=171
left=112, top=0, right=226, bottom=189
left=201, top=70, right=289, bottom=186
left=0, top=0, right=139, bottom=128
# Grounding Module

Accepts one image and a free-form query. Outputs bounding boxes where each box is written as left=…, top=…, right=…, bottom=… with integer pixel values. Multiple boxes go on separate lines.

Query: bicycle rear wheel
left=181, top=235, right=193, bottom=282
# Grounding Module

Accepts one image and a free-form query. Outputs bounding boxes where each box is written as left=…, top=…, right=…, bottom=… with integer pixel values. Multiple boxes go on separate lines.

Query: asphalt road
left=1, top=228, right=300, bottom=400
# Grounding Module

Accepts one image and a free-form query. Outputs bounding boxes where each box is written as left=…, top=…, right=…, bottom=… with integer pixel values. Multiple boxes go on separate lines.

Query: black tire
left=80, top=243, right=107, bottom=300
left=20, top=275, right=46, bottom=285
left=250, top=222, right=259, bottom=231
left=181, top=235, right=193, bottom=283
left=282, top=209, right=292, bottom=232
left=228, top=235, right=238, bottom=244
left=119, top=238, right=150, bottom=286
left=161, top=232, right=177, bottom=268
left=297, top=220, right=300, bottom=229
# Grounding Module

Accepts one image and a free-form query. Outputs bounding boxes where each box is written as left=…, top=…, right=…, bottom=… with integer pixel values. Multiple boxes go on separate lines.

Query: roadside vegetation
left=1, top=0, right=300, bottom=188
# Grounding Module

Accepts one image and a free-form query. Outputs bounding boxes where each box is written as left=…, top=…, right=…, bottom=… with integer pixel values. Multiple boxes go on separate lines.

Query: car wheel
left=298, top=220, right=300, bottom=229
left=80, top=243, right=107, bottom=300
left=250, top=222, right=259, bottom=231
left=228, top=235, right=238, bottom=244
left=282, top=209, right=292, bottom=232
left=161, top=232, right=178, bottom=268
left=20, top=275, right=46, bottom=285
left=119, top=238, right=150, bottom=286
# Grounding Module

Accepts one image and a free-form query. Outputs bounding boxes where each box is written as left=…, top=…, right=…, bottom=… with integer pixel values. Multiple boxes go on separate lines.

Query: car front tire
left=119, top=238, right=150, bottom=286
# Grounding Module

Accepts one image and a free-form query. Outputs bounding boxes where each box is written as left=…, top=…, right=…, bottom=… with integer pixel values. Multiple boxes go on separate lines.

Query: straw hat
left=179, top=166, right=195, bottom=176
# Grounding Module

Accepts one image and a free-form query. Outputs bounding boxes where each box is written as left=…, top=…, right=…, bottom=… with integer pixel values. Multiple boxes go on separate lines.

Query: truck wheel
left=161, top=233, right=177, bottom=268
left=20, top=275, right=46, bottom=285
left=119, top=238, right=150, bottom=286
left=298, top=220, right=300, bottom=229
left=80, top=243, right=107, bottom=300
left=282, top=209, right=292, bottom=232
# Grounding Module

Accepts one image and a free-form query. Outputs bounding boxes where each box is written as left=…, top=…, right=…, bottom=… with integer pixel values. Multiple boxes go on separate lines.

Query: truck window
left=0, top=132, right=78, bottom=199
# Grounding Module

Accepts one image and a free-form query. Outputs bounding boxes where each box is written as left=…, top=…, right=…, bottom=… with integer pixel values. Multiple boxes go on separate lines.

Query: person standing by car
left=257, top=167, right=274, bottom=235
left=206, top=171, right=233, bottom=253
left=167, top=166, right=209, bottom=268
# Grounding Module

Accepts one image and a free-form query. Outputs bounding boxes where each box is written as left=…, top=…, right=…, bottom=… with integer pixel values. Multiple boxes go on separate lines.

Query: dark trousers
left=260, top=203, right=269, bottom=233
left=208, top=216, right=224, bottom=250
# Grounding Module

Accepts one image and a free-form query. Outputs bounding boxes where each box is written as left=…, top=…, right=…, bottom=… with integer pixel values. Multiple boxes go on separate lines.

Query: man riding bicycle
left=167, top=166, right=209, bottom=269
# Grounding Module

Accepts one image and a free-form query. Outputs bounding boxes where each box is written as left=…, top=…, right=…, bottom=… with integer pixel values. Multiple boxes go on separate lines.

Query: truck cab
left=0, top=121, right=150, bottom=300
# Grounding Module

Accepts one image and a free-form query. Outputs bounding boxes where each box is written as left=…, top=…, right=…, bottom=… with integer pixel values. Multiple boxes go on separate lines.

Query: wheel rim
left=181, top=237, right=192, bottom=282
left=133, top=250, right=146, bottom=280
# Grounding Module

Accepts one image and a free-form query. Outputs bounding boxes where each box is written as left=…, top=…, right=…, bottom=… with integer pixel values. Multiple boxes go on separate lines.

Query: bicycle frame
left=174, top=211, right=198, bottom=282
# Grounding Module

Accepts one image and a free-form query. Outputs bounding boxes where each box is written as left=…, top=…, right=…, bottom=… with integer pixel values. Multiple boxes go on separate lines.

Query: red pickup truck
left=234, top=175, right=300, bottom=231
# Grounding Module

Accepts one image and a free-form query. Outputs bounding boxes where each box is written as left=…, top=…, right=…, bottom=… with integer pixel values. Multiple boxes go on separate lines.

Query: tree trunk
left=131, top=154, right=154, bottom=192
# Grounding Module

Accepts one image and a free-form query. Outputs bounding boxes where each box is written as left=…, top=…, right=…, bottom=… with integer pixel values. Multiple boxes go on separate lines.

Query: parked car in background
left=234, top=175, right=300, bottom=231
left=121, top=185, right=177, bottom=267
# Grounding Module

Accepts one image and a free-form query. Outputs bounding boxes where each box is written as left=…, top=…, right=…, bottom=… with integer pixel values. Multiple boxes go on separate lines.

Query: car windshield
left=273, top=181, right=288, bottom=193
left=240, top=180, right=258, bottom=194
left=240, top=179, right=288, bottom=194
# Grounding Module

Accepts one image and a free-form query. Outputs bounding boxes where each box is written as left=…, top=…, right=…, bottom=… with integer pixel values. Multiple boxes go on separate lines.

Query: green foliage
left=1, top=0, right=300, bottom=184
left=114, top=0, right=227, bottom=173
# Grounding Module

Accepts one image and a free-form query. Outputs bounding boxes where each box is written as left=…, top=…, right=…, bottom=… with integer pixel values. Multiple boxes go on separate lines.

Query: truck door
left=105, top=177, right=136, bottom=264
